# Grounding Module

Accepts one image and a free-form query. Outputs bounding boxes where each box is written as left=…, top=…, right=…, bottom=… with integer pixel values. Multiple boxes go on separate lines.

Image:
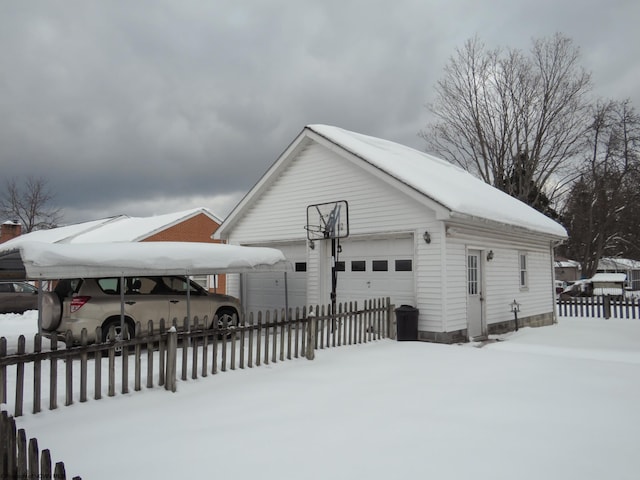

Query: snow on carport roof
left=0, top=241, right=291, bottom=280
left=307, top=125, right=567, bottom=238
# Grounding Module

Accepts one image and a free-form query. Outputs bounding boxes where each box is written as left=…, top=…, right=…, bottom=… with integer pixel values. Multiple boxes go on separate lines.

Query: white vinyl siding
left=227, top=143, right=432, bottom=243
left=445, top=226, right=555, bottom=332
left=443, top=242, right=467, bottom=332
left=484, top=248, right=554, bottom=326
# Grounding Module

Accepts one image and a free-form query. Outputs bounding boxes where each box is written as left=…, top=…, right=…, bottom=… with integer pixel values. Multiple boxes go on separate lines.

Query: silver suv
left=41, top=276, right=241, bottom=343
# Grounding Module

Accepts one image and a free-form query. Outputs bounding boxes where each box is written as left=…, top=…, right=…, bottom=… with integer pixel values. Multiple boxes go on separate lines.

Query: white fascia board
left=445, top=215, right=565, bottom=249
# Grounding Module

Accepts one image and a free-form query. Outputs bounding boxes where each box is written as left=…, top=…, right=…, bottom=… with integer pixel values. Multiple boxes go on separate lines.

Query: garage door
left=334, top=236, right=415, bottom=308
left=243, top=242, right=307, bottom=316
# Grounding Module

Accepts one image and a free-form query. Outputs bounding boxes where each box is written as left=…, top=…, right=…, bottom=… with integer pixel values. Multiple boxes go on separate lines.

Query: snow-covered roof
left=307, top=125, right=567, bottom=238
left=555, top=260, right=581, bottom=269
left=598, top=257, right=640, bottom=271
left=0, top=241, right=290, bottom=279
left=0, top=207, right=221, bottom=246
left=590, top=273, right=626, bottom=283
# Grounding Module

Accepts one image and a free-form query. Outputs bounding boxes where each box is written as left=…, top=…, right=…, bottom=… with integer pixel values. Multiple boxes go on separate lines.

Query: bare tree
left=421, top=34, right=592, bottom=215
left=560, top=100, right=640, bottom=275
left=0, top=176, right=62, bottom=232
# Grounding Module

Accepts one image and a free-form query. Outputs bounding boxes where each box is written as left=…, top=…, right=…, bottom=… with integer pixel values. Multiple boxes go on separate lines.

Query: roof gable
left=217, top=125, right=567, bottom=239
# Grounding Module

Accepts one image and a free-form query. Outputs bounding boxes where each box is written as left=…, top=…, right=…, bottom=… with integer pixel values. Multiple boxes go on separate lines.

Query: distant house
left=554, top=258, right=581, bottom=283
left=597, top=257, right=640, bottom=291
left=215, top=125, right=567, bottom=343
left=0, top=208, right=226, bottom=293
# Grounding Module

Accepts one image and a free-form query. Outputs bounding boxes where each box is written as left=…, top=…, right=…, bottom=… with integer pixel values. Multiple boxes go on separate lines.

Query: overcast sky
left=2, top=0, right=639, bottom=225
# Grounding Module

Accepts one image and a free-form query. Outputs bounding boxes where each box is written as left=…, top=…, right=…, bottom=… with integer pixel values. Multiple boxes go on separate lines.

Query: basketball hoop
left=305, top=200, right=349, bottom=241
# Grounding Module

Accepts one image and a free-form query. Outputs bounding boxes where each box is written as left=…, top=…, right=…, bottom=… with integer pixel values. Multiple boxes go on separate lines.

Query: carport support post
left=284, top=272, right=289, bottom=322
left=186, top=273, right=191, bottom=327
left=120, top=276, right=125, bottom=340
left=37, top=279, right=44, bottom=335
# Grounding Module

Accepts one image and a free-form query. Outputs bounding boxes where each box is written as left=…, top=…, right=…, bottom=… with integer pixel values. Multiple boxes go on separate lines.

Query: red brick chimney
left=0, top=221, right=22, bottom=243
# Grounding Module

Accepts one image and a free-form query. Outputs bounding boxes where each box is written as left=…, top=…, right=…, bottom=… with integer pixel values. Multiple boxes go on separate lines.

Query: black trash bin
left=395, top=305, right=419, bottom=341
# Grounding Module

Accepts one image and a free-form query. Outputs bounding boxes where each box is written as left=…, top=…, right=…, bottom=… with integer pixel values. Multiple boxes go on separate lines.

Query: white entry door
left=466, top=250, right=486, bottom=339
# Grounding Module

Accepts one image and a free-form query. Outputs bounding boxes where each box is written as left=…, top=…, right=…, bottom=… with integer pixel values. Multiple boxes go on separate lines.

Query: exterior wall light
left=486, top=250, right=494, bottom=261
left=423, top=231, right=431, bottom=244
left=308, top=240, right=315, bottom=250
left=510, top=299, right=520, bottom=331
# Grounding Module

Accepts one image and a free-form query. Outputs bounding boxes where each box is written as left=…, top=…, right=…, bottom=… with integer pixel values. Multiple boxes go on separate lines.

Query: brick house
left=0, top=208, right=226, bottom=293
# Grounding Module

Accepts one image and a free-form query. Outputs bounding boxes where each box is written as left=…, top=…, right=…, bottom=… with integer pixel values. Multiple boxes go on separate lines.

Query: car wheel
left=102, top=318, right=134, bottom=353
left=214, top=308, right=238, bottom=336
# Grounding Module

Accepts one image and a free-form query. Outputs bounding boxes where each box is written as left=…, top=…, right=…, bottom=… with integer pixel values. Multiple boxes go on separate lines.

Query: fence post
left=0, top=337, right=6, bottom=405
left=306, top=313, right=316, bottom=360
left=388, top=300, right=396, bottom=340
left=65, top=332, right=73, bottom=407
left=165, top=327, right=178, bottom=392
left=603, top=295, right=611, bottom=319
left=15, top=336, right=25, bottom=417
left=28, top=437, right=39, bottom=480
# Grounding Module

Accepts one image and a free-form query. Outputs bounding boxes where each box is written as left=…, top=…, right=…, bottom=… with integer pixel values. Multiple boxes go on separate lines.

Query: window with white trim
left=519, top=253, right=528, bottom=288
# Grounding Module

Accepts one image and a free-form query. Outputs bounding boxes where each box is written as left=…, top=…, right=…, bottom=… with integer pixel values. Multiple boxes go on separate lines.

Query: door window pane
left=468, top=255, right=478, bottom=295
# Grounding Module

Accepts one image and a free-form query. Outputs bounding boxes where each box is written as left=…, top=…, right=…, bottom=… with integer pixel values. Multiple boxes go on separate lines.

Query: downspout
left=550, top=241, right=558, bottom=324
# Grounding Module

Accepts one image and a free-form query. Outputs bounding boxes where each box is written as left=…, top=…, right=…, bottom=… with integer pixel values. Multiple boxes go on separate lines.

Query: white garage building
left=215, top=125, right=567, bottom=342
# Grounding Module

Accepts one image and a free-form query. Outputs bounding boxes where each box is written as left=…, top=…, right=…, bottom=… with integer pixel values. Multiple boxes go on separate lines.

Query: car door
left=121, top=277, right=171, bottom=333
left=164, top=276, right=212, bottom=329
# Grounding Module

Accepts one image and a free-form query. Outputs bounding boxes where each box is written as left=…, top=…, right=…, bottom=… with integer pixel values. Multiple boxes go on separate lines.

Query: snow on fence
left=0, top=298, right=392, bottom=418
left=557, top=296, right=640, bottom=319
left=1, top=409, right=80, bottom=480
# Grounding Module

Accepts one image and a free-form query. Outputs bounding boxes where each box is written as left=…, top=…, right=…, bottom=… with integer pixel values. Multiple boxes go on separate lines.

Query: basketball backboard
left=305, top=200, right=349, bottom=240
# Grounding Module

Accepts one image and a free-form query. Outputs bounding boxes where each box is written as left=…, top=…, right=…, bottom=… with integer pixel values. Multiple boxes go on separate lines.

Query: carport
left=0, top=240, right=292, bottom=334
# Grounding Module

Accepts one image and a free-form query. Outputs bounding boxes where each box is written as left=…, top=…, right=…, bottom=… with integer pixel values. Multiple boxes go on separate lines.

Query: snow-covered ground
left=1, top=311, right=639, bottom=480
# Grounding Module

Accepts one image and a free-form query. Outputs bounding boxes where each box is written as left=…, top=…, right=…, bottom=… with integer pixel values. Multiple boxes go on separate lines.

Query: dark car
left=0, top=281, right=39, bottom=314
left=559, top=280, right=593, bottom=300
